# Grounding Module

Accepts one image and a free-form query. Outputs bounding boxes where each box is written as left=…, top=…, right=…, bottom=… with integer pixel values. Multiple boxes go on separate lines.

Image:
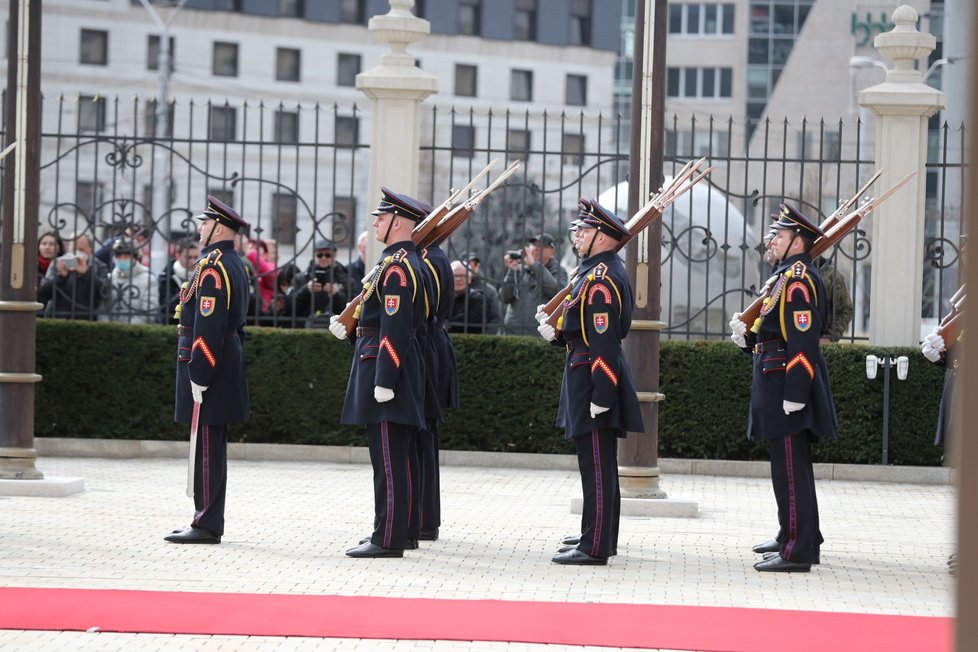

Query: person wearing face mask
left=160, top=238, right=201, bottom=324
left=728, top=203, right=837, bottom=573
left=105, top=238, right=158, bottom=324
left=331, top=187, right=428, bottom=559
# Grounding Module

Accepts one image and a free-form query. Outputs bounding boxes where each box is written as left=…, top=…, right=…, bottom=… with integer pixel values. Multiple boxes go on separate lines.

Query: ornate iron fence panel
left=3, top=95, right=965, bottom=340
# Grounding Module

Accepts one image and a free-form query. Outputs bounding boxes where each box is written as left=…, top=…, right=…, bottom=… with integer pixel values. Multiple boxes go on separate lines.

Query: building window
left=335, top=115, right=359, bottom=148
left=669, top=3, right=735, bottom=36
left=79, top=29, right=108, bottom=66
left=147, top=35, right=175, bottom=71
left=208, top=187, right=234, bottom=208
left=337, top=53, right=361, bottom=87
left=209, top=105, right=237, bottom=141
left=143, top=100, right=175, bottom=138
left=275, top=110, right=299, bottom=144
left=333, top=196, right=356, bottom=246
left=746, top=0, right=813, bottom=129
left=665, top=129, right=730, bottom=158
left=415, top=0, right=426, bottom=19
left=510, top=69, right=533, bottom=102
left=280, top=0, right=303, bottom=18
left=507, top=128, right=531, bottom=162
left=78, top=95, right=106, bottom=133
left=271, top=192, right=298, bottom=246
left=212, top=41, right=239, bottom=77
left=452, top=125, right=475, bottom=159
left=276, top=47, right=301, bottom=82
left=569, top=0, right=592, bottom=46
left=340, top=0, right=365, bottom=24
left=565, top=74, right=587, bottom=106
left=562, top=133, right=584, bottom=166
left=514, top=0, right=537, bottom=41
left=666, top=66, right=732, bottom=99
left=454, top=64, right=478, bottom=97
left=459, top=0, right=481, bottom=36
left=76, top=181, right=104, bottom=219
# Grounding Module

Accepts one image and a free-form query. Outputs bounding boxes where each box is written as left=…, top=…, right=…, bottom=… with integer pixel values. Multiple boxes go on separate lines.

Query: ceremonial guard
left=418, top=241, right=459, bottom=541
left=729, top=203, right=837, bottom=572
left=921, top=234, right=965, bottom=575
left=332, top=188, right=428, bottom=558
left=538, top=199, right=643, bottom=566
left=166, top=196, right=250, bottom=544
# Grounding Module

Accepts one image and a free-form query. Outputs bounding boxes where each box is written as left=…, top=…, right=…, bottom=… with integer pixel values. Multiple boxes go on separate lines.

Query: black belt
left=565, top=336, right=586, bottom=351
left=356, top=326, right=380, bottom=337
left=753, top=339, right=785, bottom=354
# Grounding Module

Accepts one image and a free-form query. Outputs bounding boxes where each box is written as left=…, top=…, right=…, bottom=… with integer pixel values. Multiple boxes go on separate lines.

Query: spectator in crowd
left=460, top=250, right=503, bottom=332
left=292, top=239, right=349, bottom=328
left=816, top=255, right=854, bottom=342
left=234, top=230, right=259, bottom=318
left=159, top=238, right=201, bottom=324
left=448, top=260, right=501, bottom=334
left=105, top=238, right=158, bottom=324
left=95, top=225, right=149, bottom=271
left=38, top=233, right=108, bottom=320
left=246, top=238, right=277, bottom=313
left=266, top=261, right=301, bottom=327
left=347, top=230, right=368, bottom=298
left=36, top=231, right=65, bottom=297
left=500, top=232, right=568, bottom=335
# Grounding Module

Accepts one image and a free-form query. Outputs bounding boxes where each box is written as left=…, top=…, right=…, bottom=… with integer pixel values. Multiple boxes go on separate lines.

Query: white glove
left=590, top=403, right=610, bottom=419
left=729, top=312, right=747, bottom=338
left=535, top=304, right=548, bottom=323
left=374, top=386, right=395, bottom=403
left=328, top=315, right=348, bottom=340
left=730, top=332, right=746, bottom=348
left=924, top=330, right=945, bottom=352
left=191, top=382, right=208, bottom=404
left=537, top=321, right=556, bottom=341
left=921, top=341, right=942, bottom=363
left=783, top=400, right=805, bottom=415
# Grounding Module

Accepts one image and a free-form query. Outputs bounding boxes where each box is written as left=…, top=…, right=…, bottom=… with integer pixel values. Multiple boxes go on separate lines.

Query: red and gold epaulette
left=592, top=262, right=609, bottom=279
left=786, top=261, right=807, bottom=279
left=390, top=248, right=409, bottom=263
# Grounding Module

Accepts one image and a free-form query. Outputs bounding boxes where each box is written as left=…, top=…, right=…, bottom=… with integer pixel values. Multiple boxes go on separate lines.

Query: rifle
left=936, top=284, right=966, bottom=344
left=738, top=170, right=917, bottom=330
left=334, top=160, right=521, bottom=337
left=542, top=158, right=713, bottom=329
left=426, top=160, right=522, bottom=247
left=819, top=169, right=883, bottom=233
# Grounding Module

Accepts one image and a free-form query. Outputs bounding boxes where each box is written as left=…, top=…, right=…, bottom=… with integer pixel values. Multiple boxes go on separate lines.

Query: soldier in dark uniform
left=331, top=187, right=428, bottom=558
left=165, top=196, right=251, bottom=544
left=729, top=203, right=837, bottom=572
left=921, top=234, right=965, bottom=575
left=417, top=242, right=459, bottom=541
left=537, top=199, right=644, bottom=566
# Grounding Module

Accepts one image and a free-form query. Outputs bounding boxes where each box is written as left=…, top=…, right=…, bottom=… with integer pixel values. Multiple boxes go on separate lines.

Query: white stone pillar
left=859, top=5, right=945, bottom=346
left=356, top=0, right=437, bottom=262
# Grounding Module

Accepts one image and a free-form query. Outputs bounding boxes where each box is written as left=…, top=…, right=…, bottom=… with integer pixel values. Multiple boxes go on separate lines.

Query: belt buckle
left=753, top=343, right=761, bottom=355
left=355, top=326, right=362, bottom=337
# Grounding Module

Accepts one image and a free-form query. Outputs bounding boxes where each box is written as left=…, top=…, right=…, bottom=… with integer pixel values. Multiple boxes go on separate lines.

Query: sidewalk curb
left=33, top=437, right=951, bottom=485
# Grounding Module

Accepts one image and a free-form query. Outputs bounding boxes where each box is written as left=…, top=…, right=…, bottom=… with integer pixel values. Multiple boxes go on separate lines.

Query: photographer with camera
left=38, top=233, right=108, bottom=320
left=499, top=232, right=567, bottom=336
left=291, top=239, right=349, bottom=328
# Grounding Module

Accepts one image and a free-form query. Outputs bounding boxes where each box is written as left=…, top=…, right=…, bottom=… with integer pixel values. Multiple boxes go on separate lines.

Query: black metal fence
left=4, top=94, right=967, bottom=339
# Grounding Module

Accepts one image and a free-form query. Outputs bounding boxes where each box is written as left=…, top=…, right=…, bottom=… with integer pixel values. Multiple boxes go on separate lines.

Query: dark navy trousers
left=367, top=421, right=418, bottom=550
left=768, top=433, right=821, bottom=563
left=191, top=424, right=228, bottom=536
left=574, top=429, right=620, bottom=559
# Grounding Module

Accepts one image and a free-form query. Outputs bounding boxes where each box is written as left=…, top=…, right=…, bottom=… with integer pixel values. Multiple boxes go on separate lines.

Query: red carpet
left=0, top=587, right=951, bottom=651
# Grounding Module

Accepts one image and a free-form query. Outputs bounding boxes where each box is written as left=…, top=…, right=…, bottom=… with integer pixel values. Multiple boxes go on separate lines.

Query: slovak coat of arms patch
left=199, top=296, right=216, bottom=317
left=794, top=310, right=812, bottom=332
left=385, top=295, right=400, bottom=316
left=593, top=312, right=609, bottom=334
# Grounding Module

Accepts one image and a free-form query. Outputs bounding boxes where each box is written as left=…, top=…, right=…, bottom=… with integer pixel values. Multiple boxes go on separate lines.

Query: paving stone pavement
left=0, top=456, right=956, bottom=651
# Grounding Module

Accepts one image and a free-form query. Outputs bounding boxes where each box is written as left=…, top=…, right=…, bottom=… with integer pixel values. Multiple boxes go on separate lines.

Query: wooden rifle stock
left=938, top=310, right=964, bottom=345
left=336, top=161, right=520, bottom=337
left=738, top=171, right=917, bottom=330
left=543, top=159, right=712, bottom=329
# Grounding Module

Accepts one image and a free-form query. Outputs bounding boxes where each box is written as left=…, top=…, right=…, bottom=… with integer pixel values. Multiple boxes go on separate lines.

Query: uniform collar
left=382, top=240, right=415, bottom=256
left=201, top=239, right=235, bottom=256
left=580, top=249, right=617, bottom=271
left=773, top=251, right=812, bottom=274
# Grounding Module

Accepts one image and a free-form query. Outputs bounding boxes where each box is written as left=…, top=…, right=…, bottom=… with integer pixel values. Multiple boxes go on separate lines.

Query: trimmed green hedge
left=34, top=320, right=945, bottom=465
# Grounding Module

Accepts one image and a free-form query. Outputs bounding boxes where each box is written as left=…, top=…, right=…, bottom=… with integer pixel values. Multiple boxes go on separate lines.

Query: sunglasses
left=315, top=251, right=333, bottom=259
